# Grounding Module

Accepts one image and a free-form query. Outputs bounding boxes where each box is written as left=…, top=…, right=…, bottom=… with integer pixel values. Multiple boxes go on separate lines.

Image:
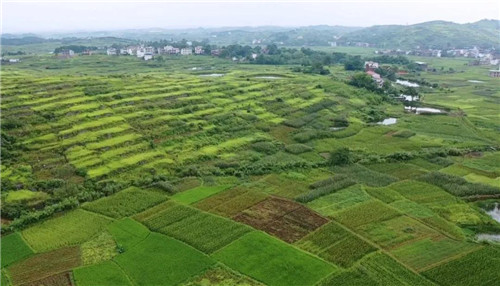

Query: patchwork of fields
left=1, top=55, right=499, bottom=286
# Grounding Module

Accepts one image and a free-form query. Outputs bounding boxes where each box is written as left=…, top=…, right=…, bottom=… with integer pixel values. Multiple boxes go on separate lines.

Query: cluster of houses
left=375, top=47, right=498, bottom=65
left=106, top=45, right=208, bottom=60
left=54, top=49, right=94, bottom=58
left=0, top=57, right=21, bottom=63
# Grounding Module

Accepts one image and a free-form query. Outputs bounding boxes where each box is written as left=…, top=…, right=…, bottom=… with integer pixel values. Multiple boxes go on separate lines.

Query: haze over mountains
left=2, top=19, right=499, bottom=49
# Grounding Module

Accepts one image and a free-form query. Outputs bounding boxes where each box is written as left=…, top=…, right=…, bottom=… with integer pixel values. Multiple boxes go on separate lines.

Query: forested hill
left=339, top=19, right=500, bottom=49
left=2, top=20, right=499, bottom=50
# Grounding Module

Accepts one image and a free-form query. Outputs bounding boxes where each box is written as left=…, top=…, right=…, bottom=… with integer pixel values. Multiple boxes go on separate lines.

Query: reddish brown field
left=233, top=197, right=328, bottom=243
left=24, top=272, right=73, bottom=286
left=7, top=246, right=80, bottom=286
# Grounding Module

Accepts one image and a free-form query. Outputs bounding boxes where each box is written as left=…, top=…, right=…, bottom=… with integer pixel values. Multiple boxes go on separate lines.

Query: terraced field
left=2, top=54, right=500, bottom=286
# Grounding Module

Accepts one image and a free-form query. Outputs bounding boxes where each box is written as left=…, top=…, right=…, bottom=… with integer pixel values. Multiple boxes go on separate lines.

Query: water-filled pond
left=396, top=80, right=420, bottom=87
left=377, top=118, right=397, bottom=125
left=254, top=76, right=282, bottom=79
left=476, top=203, right=500, bottom=243
left=405, top=106, right=444, bottom=114
left=199, top=73, right=225, bottom=77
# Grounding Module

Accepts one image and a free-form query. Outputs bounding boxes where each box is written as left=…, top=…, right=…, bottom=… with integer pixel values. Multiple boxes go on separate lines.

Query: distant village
left=373, top=46, right=499, bottom=65
left=3, top=41, right=499, bottom=78
left=105, top=44, right=211, bottom=60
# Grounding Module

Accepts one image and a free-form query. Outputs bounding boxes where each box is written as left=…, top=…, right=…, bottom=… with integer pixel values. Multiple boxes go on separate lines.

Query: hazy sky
left=2, top=1, right=499, bottom=33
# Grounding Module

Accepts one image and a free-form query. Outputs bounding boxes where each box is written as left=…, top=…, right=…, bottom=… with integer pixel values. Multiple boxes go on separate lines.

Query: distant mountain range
left=338, top=20, right=500, bottom=49
left=2, top=19, right=499, bottom=49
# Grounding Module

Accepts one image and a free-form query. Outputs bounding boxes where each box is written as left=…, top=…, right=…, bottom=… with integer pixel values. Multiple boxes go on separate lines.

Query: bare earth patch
left=233, top=196, right=328, bottom=242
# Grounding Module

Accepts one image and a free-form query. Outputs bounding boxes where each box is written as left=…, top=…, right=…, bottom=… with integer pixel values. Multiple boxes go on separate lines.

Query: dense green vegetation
left=1, top=40, right=499, bottom=286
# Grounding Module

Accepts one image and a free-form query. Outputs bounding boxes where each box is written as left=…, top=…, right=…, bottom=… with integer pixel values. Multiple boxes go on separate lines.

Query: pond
left=377, top=118, right=397, bottom=125
left=199, top=73, right=225, bottom=77
left=405, top=106, right=444, bottom=114
left=476, top=203, right=500, bottom=243
left=486, top=203, right=500, bottom=223
left=254, top=76, right=283, bottom=79
left=399, top=94, right=419, bottom=101
left=467, top=80, right=484, bottom=83
left=330, top=127, right=346, bottom=131
left=396, top=79, right=420, bottom=87
left=476, top=234, right=500, bottom=242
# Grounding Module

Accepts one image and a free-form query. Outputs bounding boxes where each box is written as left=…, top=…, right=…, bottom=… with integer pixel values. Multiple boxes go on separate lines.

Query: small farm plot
left=80, top=232, right=117, bottom=265
left=356, top=215, right=444, bottom=249
left=233, top=196, right=329, bottom=243
left=296, top=222, right=376, bottom=268
left=388, top=199, right=465, bottom=239
left=1, top=233, right=34, bottom=268
left=306, top=184, right=372, bottom=217
left=212, top=231, right=336, bottom=286
left=139, top=202, right=251, bottom=253
left=107, top=218, right=150, bottom=250
left=332, top=164, right=399, bottom=187
left=82, top=186, right=168, bottom=218
left=23, top=272, right=73, bottom=286
left=6, top=246, right=80, bottom=286
left=389, top=180, right=490, bottom=225
left=365, top=162, right=428, bottom=180
left=391, top=237, right=480, bottom=272
left=461, top=152, right=500, bottom=174
left=365, top=186, right=406, bottom=203
left=172, top=185, right=232, bottom=204
left=332, top=200, right=401, bottom=229
left=320, top=252, right=434, bottom=286
left=73, top=261, right=132, bottom=286
left=422, top=246, right=500, bottom=286
left=181, top=265, right=264, bottom=286
left=194, top=186, right=268, bottom=217
left=114, top=232, right=215, bottom=286
left=21, top=209, right=112, bottom=252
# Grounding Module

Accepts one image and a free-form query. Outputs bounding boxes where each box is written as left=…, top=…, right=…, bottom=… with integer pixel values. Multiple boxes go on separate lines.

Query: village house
left=414, top=61, right=428, bottom=71
left=144, top=54, right=153, bottom=61
left=489, top=67, right=500, bottom=78
left=181, top=48, right=193, bottom=55
left=8, top=58, right=20, bottom=63
left=58, top=49, right=75, bottom=59
left=366, top=70, right=384, bottom=87
left=81, top=50, right=93, bottom=56
left=120, top=48, right=128, bottom=55
left=364, top=61, right=379, bottom=72
left=211, top=49, right=221, bottom=56
left=106, top=48, right=117, bottom=56
left=136, top=47, right=146, bottom=58
left=164, top=46, right=180, bottom=54
left=126, top=46, right=137, bottom=56
left=194, top=46, right=204, bottom=55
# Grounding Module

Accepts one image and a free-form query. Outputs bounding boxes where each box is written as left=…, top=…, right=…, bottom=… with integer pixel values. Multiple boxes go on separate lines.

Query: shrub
left=329, top=148, right=352, bottom=166
left=251, top=141, right=279, bottom=154
left=153, top=181, right=176, bottom=194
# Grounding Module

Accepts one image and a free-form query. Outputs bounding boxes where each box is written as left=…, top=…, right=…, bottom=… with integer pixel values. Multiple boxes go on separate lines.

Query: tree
left=344, top=55, right=364, bottom=71
left=349, top=73, right=379, bottom=92
left=329, top=148, right=352, bottom=166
